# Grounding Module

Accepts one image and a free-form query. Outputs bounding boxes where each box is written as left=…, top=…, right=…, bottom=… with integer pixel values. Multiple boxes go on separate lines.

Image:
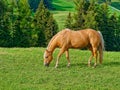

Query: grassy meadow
left=0, top=48, right=120, bottom=90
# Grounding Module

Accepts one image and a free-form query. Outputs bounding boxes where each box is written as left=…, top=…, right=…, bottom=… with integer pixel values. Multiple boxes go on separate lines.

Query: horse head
left=43, top=49, right=53, bottom=67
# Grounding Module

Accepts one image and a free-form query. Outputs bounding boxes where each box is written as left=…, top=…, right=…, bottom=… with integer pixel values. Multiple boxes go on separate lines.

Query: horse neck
left=47, top=36, right=57, bottom=53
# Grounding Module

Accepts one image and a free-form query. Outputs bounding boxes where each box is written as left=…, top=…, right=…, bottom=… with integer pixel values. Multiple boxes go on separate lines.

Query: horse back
left=55, top=29, right=101, bottom=49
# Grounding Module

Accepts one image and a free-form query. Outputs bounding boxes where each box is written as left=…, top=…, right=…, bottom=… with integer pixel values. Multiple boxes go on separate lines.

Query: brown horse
left=43, top=28, right=104, bottom=68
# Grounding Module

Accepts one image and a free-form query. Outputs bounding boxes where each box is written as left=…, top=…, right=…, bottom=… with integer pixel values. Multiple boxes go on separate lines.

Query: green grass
left=53, top=11, right=70, bottom=30
left=52, top=0, right=75, bottom=30
left=0, top=48, right=120, bottom=90
left=52, top=0, right=75, bottom=11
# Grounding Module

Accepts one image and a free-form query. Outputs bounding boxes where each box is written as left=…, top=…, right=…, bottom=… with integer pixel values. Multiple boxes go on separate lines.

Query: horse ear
left=46, top=49, right=49, bottom=52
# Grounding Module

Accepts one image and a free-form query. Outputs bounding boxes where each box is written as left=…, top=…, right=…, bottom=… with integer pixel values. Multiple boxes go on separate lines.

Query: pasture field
left=0, top=48, right=120, bottom=90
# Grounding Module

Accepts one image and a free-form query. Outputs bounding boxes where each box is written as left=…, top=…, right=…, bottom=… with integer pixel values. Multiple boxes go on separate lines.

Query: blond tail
left=98, top=31, right=105, bottom=64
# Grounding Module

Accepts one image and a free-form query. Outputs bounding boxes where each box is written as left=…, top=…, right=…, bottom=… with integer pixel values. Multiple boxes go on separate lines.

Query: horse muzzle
left=44, top=63, right=49, bottom=67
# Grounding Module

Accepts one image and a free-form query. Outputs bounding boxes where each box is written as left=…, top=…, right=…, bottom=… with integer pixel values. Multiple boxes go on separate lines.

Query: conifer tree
left=8, top=0, right=33, bottom=47
left=95, top=2, right=113, bottom=51
left=83, top=0, right=97, bottom=29
left=64, top=0, right=119, bottom=51
left=34, top=0, right=47, bottom=46
left=107, top=14, right=117, bottom=50
left=34, top=0, right=58, bottom=46
left=0, top=0, right=11, bottom=47
left=45, top=14, right=58, bottom=45
left=73, top=0, right=97, bottom=30
left=73, top=0, right=85, bottom=30
left=64, top=12, right=73, bottom=29
left=114, top=15, right=120, bottom=51
left=17, top=0, right=33, bottom=47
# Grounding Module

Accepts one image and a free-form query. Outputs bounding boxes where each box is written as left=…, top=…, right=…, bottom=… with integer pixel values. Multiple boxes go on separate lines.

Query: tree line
left=0, top=0, right=58, bottom=47
left=0, top=0, right=120, bottom=51
left=65, top=0, right=120, bottom=51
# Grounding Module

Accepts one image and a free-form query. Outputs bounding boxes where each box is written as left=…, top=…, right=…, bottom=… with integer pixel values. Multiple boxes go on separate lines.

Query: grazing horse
left=43, top=29, right=104, bottom=68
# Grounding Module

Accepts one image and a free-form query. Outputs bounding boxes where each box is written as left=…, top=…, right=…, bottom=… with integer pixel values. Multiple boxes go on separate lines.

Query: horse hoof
left=92, top=65, right=96, bottom=68
left=88, top=64, right=91, bottom=67
left=67, top=65, right=70, bottom=68
left=55, top=66, right=58, bottom=68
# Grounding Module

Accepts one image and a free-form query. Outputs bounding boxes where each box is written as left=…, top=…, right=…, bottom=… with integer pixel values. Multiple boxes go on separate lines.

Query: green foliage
left=9, top=0, right=33, bottom=47
left=95, top=3, right=120, bottom=51
left=64, top=12, right=73, bottom=28
left=0, top=0, right=11, bottom=47
left=28, top=0, right=53, bottom=12
left=64, top=0, right=120, bottom=51
left=73, top=0, right=85, bottom=30
left=34, top=0, right=58, bottom=46
left=0, top=0, right=6, bottom=14
left=45, top=14, right=58, bottom=44
left=69, top=0, right=97, bottom=30
left=0, top=0, right=58, bottom=47
left=113, top=15, right=120, bottom=51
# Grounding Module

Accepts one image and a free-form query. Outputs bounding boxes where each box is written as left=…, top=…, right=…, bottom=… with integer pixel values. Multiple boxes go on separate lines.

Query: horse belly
left=70, top=39, right=88, bottom=49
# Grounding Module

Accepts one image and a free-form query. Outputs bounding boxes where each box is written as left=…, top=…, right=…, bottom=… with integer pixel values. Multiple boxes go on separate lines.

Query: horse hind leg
left=65, top=50, right=70, bottom=67
left=93, top=47, right=98, bottom=68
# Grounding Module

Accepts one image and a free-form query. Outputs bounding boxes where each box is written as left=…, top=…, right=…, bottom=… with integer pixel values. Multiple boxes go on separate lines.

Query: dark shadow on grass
left=71, top=63, right=87, bottom=67
left=103, top=61, right=120, bottom=67
left=50, top=61, right=120, bottom=68
left=56, top=63, right=88, bottom=68
left=58, top=61, right=120, bottom=68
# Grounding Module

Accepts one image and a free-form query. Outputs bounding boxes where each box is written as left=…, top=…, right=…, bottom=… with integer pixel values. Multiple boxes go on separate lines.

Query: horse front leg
left=55, top=48, right=65, bottom=68
left=88, top=55, right=93, bottom=67
left=88, top=47, right=93, bottom=67
left=65, top=50, right=70, bottom=67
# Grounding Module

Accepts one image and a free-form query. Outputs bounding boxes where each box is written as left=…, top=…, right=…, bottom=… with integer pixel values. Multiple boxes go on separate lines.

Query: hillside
left=51, top=0, right=75, bottom=30
left=52, top=0, right=120, bottom=30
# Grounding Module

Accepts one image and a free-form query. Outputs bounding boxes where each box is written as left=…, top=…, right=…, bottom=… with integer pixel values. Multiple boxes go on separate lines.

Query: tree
left=107, top=14, right=117, bottom=50
left=5, top=0, right=33, bottom=47
left=68, top=0, right=97, bottom=30
left=73, top=0, right=85, bottom=30
left=114, top=15, right=120, bottom=51
left=34, top=0, right=58, bottom=46
left=17, top=0, right=33, bottom=47
left=28, top=0, right=53, bottom=12
left=64, top=12, right=73, bottom=29
left=95, top=2, right=115, bottom=51
left=0, top=0, right=11, bottom=47
left=45, top=14, right=58, bottom=44
left=64, top=0, right=120, bottom=51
